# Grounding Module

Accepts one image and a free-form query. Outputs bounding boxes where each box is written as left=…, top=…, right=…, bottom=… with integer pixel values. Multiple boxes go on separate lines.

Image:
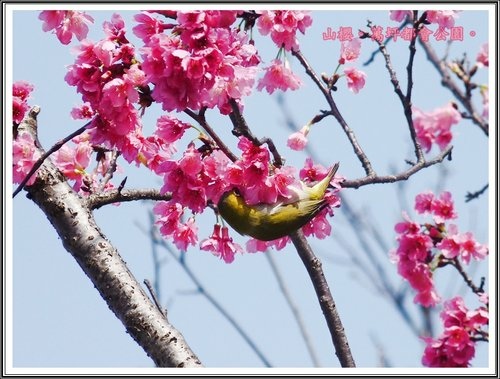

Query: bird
left=217, top=163, right=339, bottom=241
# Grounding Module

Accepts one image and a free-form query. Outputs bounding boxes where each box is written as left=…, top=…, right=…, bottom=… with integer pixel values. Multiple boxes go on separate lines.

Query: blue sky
left=8, top=5, right=493, bottom=373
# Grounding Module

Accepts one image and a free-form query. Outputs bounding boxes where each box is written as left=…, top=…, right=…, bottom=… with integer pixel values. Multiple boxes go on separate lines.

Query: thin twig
left=154, top=236, right=273, bottom=368
left=363, top=19, right=411, bottom=66
left=292, top=49, right=375, bottom=177
left=419, top=39, right=488, bottom=136
left=13, top=118, right=90, bottom=198
left=465, top=183, right=489, bottom=202
left=144, top=279, right=168, bottom=320
left=368, top=19, right=424, bottom=164
left=449, top=258, right=484, bottom=295
left=264, top=252, right=321, bottom=367
left=290, top=230, right=356, bottom=367
left=228, top=99, right=284, bottom=167
left=98, top=150, right=120, bottom=192
left=184, top=108, right=238, bottom=162
left=342, top=145, right=452, bottom=188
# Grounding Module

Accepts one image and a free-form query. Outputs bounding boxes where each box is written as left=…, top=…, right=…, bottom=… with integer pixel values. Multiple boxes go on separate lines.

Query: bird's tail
left=310, top=162, right=340, bottom=200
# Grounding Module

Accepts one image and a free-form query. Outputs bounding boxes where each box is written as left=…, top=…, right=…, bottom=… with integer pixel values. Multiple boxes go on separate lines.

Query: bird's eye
left=233, top=188, right=241, bottom=197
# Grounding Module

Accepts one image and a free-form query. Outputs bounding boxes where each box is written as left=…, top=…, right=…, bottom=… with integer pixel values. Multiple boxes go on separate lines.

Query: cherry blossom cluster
left=12, top=81, right=39, bottom=186
left=64, top=13, right=150, bottom=163
left=138, top=10, right=260, bottom=114
left=39, top=10, right=94, bottom=45
left=256, top=11, right=312, bottom=51
left=392, top=191, right=488, bottom=307
left=422, top=295, right=488, bottom=367
left=12, top=82, right=119, bottom=193
left=25, top=10, right=339, bottom=263
left=412, top=102, right=462, bottom=153
left=12, top=81, right=34, bottom=125
left=152, top=136, right=342, bottom=262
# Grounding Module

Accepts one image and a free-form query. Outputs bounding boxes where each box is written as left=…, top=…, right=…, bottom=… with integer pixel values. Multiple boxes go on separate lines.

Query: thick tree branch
left=20, top=108, right=202, bottom=368
left=87, top=188, right=172, bottom=210
left=290, top=230, right=356, bottom=367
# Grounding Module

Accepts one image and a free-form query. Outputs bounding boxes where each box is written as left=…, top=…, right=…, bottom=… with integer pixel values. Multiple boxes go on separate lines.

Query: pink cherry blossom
left=12, top=132, right=41, bottom=186
left=133, top=11, right=174, bottom=43
left=431, top=191, right=457, bottom=223
left=52, top=139, right=92, bottom=191
left=39, top=10, right=94, bottom=45
left=412, top=103, right=461, bottom=152
left=13, top=81, right=34, bottom=124
left=437, top=233, right=462, bottom=259
left=70, top=102, right=95, bottom=120
left=256, top=11, right=312, bottom=51
left=245, top=238, right=269, bottom=253
left=257, top=59, right=302, bottom=94
left=287, top=124, right=310, bottom=151
left=339, top=38, right=361, bottom=64
left=459, top=232, right=488, bottom=264
left=344, top=67, right=366, bottom=93
left=140, top=11, right=260, bottom=113
left=476, top=42, right=489, bottom=68
left=425, top=11, right=460, bottom=29
left=200, top=224, right=243, bottom=263
left=155, top=115, right=191, bottom=143
left=64, top=14, right=147, bottom=162
left=414, top=191, right=435, bottom=214
left=172, top=217, right=198, bottom=251
left=154, top=201, right=184, bottom=237
left=422, top=296, right=487, bottom=367
left=389, top=10, right=413, bottom=22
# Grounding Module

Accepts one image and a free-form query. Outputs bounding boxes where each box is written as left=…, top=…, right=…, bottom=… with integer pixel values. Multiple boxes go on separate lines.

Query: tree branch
left=87, top=188, right=172, bottom=210
left=289, top=230, right=356, bottom=367
left=292, top=49, right=375, bottom=177
left=20, top=108, right=202, bottom=368
left=418, top=39, right=488, bottom=136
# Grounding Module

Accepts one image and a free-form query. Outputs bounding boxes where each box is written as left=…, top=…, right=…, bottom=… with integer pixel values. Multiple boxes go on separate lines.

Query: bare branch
left=144, top=279, right=168, bottom=320
left=367, top=19, right=424, bottom=164
left=292, top=49, right=375, bottom=177
left=87, top=189, right=172, bottom=210
left=290, top=230, right=356, bottom=367
left=21, top=109, right=202, bottom=368
left=342, top=145, right=452, bottom=189
left=184, top=108, right=238, bottom=162
left=465, top=183, right=489, bottom=203
left=228, top=99, right=284, bottom=168
left=152, top=236, right=273, bottom=368
left=418, top=39, right=488, bottom=136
